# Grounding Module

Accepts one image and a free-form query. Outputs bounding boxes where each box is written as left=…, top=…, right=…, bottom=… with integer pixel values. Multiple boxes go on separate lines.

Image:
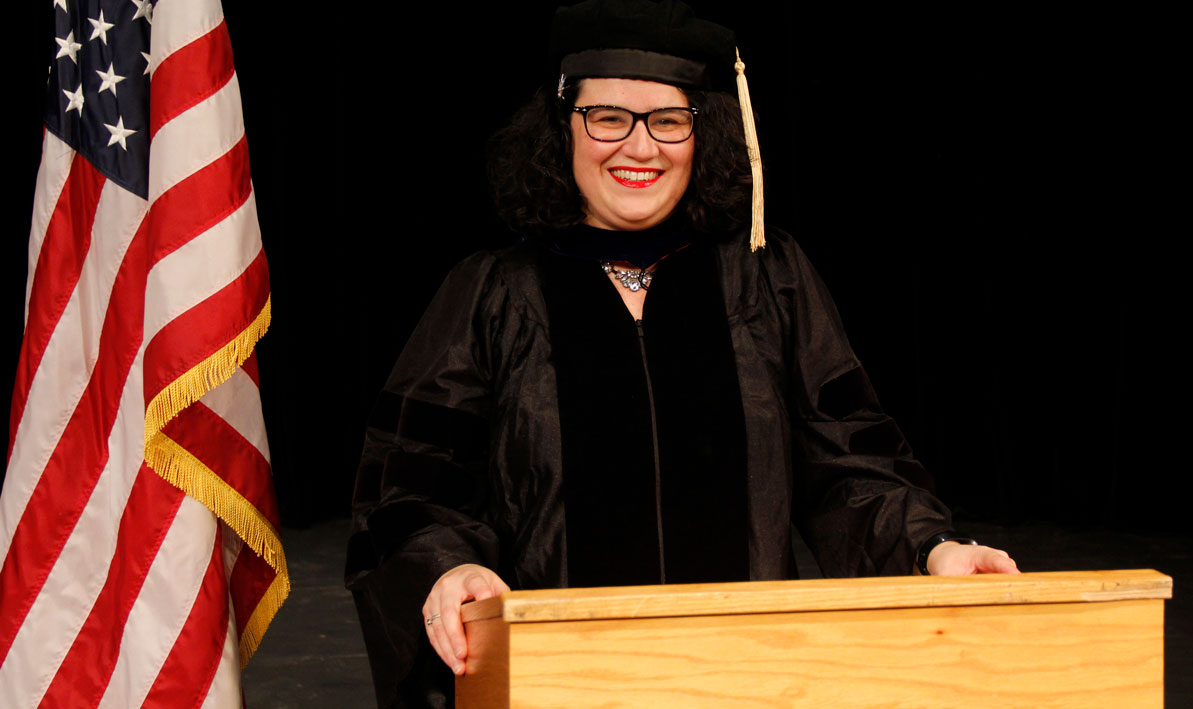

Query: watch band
left=916, top=533, right=978, bottom=575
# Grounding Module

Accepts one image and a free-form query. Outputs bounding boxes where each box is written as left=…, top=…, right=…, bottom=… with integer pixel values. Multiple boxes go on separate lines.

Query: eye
left=650, top=110, right=692, bottom=130
left=588, top=108, right=629, bottom=126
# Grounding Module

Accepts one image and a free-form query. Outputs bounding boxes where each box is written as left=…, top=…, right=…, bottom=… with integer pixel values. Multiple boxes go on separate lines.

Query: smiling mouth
left=609, top=168, right=662, bottom=187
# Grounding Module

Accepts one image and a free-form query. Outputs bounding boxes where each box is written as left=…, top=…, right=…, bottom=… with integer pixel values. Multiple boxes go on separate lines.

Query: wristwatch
left=916, top=532, right=978, bottom=575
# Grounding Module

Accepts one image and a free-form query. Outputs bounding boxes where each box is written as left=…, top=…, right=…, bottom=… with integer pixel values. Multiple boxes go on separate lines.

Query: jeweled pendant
left=601, top=261, right=652, bottom=292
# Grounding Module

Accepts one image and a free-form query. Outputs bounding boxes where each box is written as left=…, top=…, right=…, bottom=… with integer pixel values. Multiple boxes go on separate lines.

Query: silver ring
left=425, top=613, right=441, bottom=626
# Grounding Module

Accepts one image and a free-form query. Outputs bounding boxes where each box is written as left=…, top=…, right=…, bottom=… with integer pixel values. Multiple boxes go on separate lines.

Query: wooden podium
left=456, top=569, right=1170, bottom=707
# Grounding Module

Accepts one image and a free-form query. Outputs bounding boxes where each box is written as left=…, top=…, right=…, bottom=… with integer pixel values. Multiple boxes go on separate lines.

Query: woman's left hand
left=926, top=542, right=1020, bottom=575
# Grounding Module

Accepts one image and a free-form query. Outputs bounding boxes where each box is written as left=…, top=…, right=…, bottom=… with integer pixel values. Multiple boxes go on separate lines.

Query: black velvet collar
left=547, top=217, right=693, bottom=270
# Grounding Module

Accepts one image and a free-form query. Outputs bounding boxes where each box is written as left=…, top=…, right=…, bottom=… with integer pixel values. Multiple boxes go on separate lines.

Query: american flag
left=0, top=1, right=287, bottom=705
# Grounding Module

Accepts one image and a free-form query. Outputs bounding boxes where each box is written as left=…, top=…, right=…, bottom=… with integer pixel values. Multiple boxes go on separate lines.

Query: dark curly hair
left=487, top=81, right=753, bottom=237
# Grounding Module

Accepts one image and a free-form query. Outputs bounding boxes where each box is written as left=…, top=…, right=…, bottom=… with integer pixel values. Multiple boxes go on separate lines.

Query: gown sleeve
left=775, top=236, right=954, bottom=578
left=345, top=252, right=506, bottom=707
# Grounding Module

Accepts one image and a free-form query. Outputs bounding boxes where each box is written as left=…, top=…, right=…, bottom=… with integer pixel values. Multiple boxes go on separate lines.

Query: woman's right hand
left=422, top=564, right=510, bottom=675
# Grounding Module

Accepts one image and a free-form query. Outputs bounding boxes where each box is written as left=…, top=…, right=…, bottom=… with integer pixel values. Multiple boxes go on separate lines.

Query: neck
left=550, top=216, right=691, bottom=270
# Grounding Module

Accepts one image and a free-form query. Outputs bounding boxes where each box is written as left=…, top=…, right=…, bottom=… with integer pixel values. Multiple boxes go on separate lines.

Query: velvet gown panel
left=541, top=243, right=750, bottom=588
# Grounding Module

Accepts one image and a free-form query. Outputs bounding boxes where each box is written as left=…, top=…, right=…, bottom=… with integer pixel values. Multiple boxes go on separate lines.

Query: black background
left=4, top=3, right=1184, bottom=531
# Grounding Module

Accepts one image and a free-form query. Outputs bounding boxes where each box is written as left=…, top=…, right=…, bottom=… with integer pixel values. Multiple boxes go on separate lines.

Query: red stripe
left=162, top=401, right=278, bottom=527
left=142, top=525, right=229, bottom=709
left=145, top=135, right=252, bottom=262
left=40, top=465, right=184, bottom=707
left=0, top=219, right=148, bottom=664
left=143, top=249, right=269, bottom=412
left=241, top=351, right=260, bottom=388
left=7, top=155, right=104, bottom=459
left=0, top=139, right=257, bottom=663
left=149, top=19, right=235, bottom=140
left=229, top=548, right=275, bottom=638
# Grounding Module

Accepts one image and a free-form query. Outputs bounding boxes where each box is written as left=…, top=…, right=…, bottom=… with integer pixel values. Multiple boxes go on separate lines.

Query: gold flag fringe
left=735, top=48, right=766, bottom=252
left=238, top=570, right=289, bottom=667
left=142, top=295, right=288, bottom=665
left=147, top=432, right=291, bottom=667
left=144, top=296, right=272, bottom=449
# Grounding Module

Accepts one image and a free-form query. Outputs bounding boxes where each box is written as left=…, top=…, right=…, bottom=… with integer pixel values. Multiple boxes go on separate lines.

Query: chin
left=595, top=204, right=681, bottom=231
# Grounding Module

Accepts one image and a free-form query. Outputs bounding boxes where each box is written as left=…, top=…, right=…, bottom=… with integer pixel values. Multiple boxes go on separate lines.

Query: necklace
left=601, top=261, right=652, bottom=292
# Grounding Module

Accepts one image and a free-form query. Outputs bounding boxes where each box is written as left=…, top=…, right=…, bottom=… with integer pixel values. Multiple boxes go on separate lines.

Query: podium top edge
left=460, top=569, right=1172, bottom=625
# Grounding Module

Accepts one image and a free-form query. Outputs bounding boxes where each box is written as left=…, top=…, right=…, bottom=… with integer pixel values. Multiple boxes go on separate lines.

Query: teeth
left=611, top=169, right=660, bottom=181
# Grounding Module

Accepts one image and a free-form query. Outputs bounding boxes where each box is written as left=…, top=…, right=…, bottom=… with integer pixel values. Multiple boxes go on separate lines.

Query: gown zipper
left=636, top=318, right=666, bottom=584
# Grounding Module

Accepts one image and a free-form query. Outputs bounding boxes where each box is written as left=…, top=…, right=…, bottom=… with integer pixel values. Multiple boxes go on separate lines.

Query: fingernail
left=454, top=663, right=465, bottom=675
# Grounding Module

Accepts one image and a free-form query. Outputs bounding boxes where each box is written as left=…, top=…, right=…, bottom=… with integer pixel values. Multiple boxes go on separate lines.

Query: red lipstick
left=608, top=167, right=663, bottom=188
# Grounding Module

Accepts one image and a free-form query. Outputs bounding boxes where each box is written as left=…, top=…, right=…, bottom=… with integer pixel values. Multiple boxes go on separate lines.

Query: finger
left=991, top=553, right=1020, bottom=574
left=431, top=584, right=467, bottom=672
left=423, top=608, right=447, bottom=665
left=439, top=604, right=469, bottom=672
left=462, top=571, right=508, bottom=602
left=432, top=615, right=465, bottom=674
left=977, top=548, right=1020, bottom=574
left=425, top=593, right=463, bottom=672
left=430, top=612, right=464, bottom=674
left=423, top=603, right=456, bottom=671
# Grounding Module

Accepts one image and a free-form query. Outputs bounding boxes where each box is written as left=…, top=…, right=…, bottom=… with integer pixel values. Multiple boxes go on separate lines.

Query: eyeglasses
left=572, top=105, right=698, bottom=143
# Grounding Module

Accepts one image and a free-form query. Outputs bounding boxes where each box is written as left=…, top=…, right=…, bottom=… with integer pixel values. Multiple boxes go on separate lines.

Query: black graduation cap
left=549, top=0, right=738, bottom=91
left=549, top=0, right=766, bottom=250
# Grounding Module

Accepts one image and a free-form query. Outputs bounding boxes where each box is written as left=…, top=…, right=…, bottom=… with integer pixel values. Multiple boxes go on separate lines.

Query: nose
left=621, top=119, right=660, bottom=160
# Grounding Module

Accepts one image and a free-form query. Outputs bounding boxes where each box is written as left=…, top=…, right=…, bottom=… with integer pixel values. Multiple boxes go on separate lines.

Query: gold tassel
left=735, top=48, right=766, bottom=251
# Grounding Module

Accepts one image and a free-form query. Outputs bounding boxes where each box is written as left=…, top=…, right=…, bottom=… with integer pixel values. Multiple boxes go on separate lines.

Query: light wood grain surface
left=457, top=571, right=1169, bottom=707
left=494, top=599, right=1163, bottom=707
left=460, top=569, right=1171, bottom=624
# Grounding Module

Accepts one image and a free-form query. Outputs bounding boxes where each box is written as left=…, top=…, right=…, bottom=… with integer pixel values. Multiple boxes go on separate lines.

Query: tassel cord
left=735, top=48, right=766, bottom=252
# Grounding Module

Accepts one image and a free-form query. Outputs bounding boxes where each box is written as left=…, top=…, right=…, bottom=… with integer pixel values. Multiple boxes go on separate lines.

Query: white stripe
left=24, top=133, right=75, bottom=321
left=1, top=334, right=261, bottom=703
left=148, top=0, right=224, bottom=77
left=148, top=72, right=244, bottom=203
left=221, top=522, right=244, bottom=586
left=0, top=353, right=147, bottom=706
left=204, top=527, right=244, bottom=708
left=143, top=195, right=262, bottom=340
left=199, top=598, right=242, bottom=709
left=0, top=182, right=146, bottom=562
left=4, top=6, right=272, bottom=708
left=199, top=368, right=271, bottom=462
left=98, top=496, right=217, bottom=709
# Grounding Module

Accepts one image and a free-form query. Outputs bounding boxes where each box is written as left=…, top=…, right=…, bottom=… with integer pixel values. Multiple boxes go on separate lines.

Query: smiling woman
left=569, top=79, right=695, bottom=231
left=485, top=77, right=752, bottom=239
left=345, top=1, right=1018, bottom=706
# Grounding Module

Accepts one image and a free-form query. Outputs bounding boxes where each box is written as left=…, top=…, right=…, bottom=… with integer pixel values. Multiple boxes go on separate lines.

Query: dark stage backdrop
left=3, top=4, right=1182, bottom=530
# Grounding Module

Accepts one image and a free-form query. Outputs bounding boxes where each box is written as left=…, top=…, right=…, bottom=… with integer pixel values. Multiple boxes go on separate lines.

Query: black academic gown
left=345, top=227, right=952, bottom=707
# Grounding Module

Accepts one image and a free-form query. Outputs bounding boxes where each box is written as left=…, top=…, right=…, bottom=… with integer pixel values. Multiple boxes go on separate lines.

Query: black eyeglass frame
left=571, top=105, right=699, bottom=143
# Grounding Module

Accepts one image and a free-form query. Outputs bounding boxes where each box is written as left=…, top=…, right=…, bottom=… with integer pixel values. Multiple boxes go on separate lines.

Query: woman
left=346, top=1, right=1017, bottom=705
